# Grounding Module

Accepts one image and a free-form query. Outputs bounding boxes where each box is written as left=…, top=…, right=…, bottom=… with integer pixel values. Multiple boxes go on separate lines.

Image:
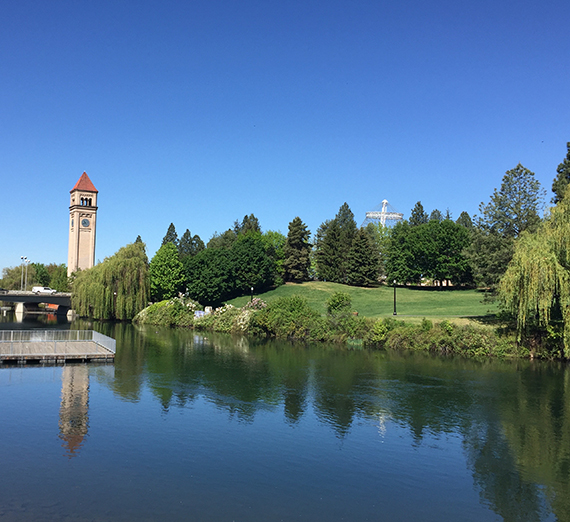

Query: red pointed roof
left=70, top=172, right=98, bottom=193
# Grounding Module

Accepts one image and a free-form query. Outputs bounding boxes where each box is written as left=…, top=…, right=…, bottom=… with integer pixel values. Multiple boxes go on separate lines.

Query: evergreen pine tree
left=191, top=234, right=205, bottom=256
left=335, top=203, right=357, bottom=282
left=347, top=228, right=379, bottom=286
left=283, top=217, right=312, bottom=282
left=315, top=219, right=342, bottom=282
left=162, top=223, right=178, bottom=248
left=478, top=164, right=545, bottom=238
left=314, top=203, right=357, bottom=283
left=135, top=235, right=143, bottom=243
left=409, top=202, right=428, bottom=226
left=430, top=209, right=443, bottom=222
left=241, top=213, right=261, bottom=234
left=456, top=211, right=473, bottom=229
left=178, top=229, right=193, bottom=259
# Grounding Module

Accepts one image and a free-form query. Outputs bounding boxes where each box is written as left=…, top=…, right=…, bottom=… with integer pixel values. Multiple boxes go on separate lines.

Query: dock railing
left=0, top=330, right=116, bottom=354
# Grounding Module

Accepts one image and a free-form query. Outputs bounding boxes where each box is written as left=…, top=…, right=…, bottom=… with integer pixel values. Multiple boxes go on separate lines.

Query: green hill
left=226, top=282, right=498, bottom=323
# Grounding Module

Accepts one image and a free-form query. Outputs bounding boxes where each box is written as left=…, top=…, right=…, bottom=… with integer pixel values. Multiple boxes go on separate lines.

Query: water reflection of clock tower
left=67, top=172, right=98, bottom=277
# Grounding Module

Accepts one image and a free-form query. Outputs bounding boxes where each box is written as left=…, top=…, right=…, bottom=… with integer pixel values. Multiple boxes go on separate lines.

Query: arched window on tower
left=88, top=198, right=92, bottom=206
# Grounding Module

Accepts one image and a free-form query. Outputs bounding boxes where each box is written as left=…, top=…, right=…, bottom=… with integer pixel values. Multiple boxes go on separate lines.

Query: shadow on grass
left=468, top=314, right=505, bottom=326
left=395, top=285, right=485, bottom=292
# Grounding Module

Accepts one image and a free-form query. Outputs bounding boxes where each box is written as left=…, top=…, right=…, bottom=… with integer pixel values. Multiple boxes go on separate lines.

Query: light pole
left=393, top=280, right=397, bottom=316
left=20, top=256, right=27, bottom=291
left=24, top=259, right=30, bottom=291
left=250, top=286, right=254, bottom=302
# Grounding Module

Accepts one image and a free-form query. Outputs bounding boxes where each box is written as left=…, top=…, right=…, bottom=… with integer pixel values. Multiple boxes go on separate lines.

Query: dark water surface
left=0, top=318, right=568, bottom=521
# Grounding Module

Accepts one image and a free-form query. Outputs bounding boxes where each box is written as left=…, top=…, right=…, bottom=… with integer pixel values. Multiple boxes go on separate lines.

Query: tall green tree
left=283, top=217, right=311, bottom=283
left=385, top=221, right=420, bottom=284
left=178, top=229, right=204, bottom=259
left=178, top=229, right=193, bottom=259
left=207, top=229, right=237, bottom=249
left=234, top=214, right=261, bottom=235
left=409, top=201, right=428, bottom=226
left=262, top=230, right=286, bottom=285
left=72, top=242, right=149, bottom=320
left=429, top=209, right=443, bottom=222
left=161, top=223, right=179, bottom=248
left=469, top=164, right=544, bottom=291
left=183, top=248, right=233, bottom=305
left=346, top=228, right=379, bottom=286
left=149, top=242, right=185, bottom=301
left=386, top=220, right=471, bottom=285
left=315, top=218, right=343, bottom=282
left=429, top=219, right=472, bottom=285
left=364, top=222, right=391, bottom=279
left=464, top=230, right=514, bottom=290
left=477, top=164, right=545, bottom=238
left=456, top=211, right=473, bottom=230
left=48, top=264, right=69, bottom=292
left=0, top=265, right=33, bottom=290
left=231, top=233, right=276, bottom=293
left=315, top=203, right=357, bottom=283
left=552, top=142, right=570, bottom=204
left=32, top=263, right=50, bottom=287
left=191, top=234, right=205, bottom=256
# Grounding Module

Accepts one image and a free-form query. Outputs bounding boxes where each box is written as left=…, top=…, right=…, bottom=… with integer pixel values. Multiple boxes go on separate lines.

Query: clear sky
left=1, top=0, right=569, bottom=272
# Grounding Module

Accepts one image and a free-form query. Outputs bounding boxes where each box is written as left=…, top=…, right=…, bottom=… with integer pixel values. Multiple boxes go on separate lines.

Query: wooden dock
left=0, top=330, right=116, bottom=364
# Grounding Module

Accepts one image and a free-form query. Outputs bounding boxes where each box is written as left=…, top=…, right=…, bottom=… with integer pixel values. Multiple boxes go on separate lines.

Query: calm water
left=0, top=317, right=568, bottom=521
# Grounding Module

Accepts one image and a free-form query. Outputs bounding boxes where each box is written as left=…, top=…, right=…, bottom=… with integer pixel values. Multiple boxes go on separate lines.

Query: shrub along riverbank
left=133, top=291, right=532, bottom=359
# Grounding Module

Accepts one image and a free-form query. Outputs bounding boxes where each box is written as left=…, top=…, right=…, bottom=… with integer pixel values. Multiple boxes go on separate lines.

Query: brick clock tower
left=67, top=172, right=98, bottom=276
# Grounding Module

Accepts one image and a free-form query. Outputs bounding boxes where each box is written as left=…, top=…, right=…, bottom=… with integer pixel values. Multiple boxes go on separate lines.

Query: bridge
left=0, top=291, right=72, bottom=316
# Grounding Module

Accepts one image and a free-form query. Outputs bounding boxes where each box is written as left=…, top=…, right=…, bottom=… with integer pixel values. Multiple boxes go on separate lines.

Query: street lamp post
left=393, top=280, right=397, bottom=316
left=250, top=287, right=254, bottom=302
left=20, top=256, right=27, bottom=291
left=24, top=259, right=30, bottom=291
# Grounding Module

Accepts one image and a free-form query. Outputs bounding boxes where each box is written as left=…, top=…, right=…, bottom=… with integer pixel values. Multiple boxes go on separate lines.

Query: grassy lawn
left=226, top=282, right=499, bottom=323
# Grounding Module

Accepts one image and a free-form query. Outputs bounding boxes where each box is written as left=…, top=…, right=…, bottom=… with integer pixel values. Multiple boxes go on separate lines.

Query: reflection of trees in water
left=90, top=322, right=148, bottom=402
left=464, top=419, right=548, bottom=522
left=493, top=364, right=570, bottom=521
left=311, top=351, right=381, bottom=437
left=96, top=324, right=570, bottom=520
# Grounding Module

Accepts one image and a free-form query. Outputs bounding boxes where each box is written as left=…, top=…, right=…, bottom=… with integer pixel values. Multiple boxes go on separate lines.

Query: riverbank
left=133, top=292, right=529, bottom=359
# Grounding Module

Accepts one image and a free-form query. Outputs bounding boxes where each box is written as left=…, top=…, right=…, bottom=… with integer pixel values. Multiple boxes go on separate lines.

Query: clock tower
left=67, top=172, right=98, bottom=276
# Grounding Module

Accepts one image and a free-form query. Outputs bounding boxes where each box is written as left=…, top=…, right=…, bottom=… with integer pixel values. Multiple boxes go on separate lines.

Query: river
left=0, top=316, right=567, bottom=521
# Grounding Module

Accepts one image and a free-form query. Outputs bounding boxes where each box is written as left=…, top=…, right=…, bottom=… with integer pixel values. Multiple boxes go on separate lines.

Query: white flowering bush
left=243, top=298, right=267, bottom=311
left=235, top=308, right=254, bottom=332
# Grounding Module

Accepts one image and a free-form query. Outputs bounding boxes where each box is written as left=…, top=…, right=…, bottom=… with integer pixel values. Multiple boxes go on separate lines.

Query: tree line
left=141, top=154, right=559, bottom=303
left=4, top=142, right=570, bottom=355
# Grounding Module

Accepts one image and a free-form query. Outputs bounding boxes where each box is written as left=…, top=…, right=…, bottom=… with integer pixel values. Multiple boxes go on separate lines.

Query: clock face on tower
left=81, top=218, right=90, bottom=227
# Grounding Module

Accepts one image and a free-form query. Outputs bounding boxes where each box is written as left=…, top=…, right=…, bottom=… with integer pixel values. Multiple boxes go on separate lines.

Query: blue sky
left=1, top=0, right=569, bottom=272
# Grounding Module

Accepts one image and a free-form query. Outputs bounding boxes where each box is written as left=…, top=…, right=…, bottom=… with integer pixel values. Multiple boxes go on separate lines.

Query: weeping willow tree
left=500, top=184, right=570, bottom=357
left=72, top=242, right=150, bottom=320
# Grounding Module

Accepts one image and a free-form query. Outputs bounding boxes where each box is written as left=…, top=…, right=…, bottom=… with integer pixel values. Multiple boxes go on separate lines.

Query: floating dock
left=0, top=330, right=116, bottom=364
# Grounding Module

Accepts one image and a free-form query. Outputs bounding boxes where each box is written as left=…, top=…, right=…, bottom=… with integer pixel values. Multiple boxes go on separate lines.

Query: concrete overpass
left=0, top=291, right=72, bottom=316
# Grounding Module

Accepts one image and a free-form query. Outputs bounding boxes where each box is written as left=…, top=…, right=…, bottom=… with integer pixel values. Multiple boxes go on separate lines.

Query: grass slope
left=227, top=282, right=499, bottom=323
